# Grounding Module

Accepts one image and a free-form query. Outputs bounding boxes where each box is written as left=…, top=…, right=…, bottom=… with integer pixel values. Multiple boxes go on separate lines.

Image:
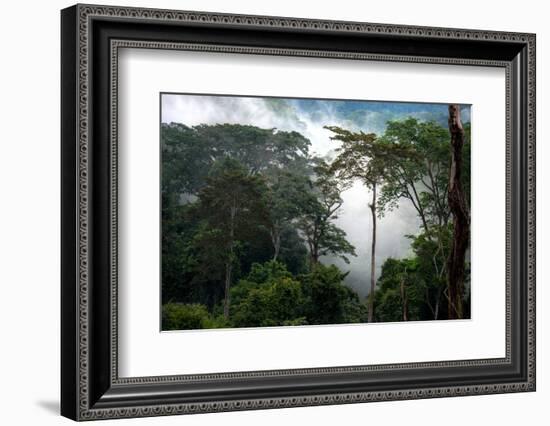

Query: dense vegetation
left=161, top=112, right=471, bottom=330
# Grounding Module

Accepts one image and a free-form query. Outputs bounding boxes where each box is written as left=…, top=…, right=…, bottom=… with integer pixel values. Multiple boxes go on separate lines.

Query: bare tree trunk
left=409, top=181, right=430, bottom=233
left=223, top=201, right=237, bottom=319
left=223, top=262, right=232, bottom=319
left=271, top=227, right=281, bottom=261
left=367, top=183, right=377, bottom=322
left=434, top=287, right=441, bottom=320
left=400, top=275, right=408, bottom=321
left=446, top=105, right=470, bottom=320
left=310, top=244, right=319, bottom=268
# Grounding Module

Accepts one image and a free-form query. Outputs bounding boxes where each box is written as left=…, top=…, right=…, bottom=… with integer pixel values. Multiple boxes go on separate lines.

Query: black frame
left=61, top=4, right=536, bottom=421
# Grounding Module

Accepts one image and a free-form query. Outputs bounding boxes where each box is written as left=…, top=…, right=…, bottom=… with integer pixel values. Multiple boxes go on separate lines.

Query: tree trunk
left=309, top=221, right=321, bottom=269
left=223, top=201, right=237, bottom=319
left=446, top=105, right=470, bottom=320
left=223, top=262, right=232, bottom=319
left=400, top=275, right=408, bottom=321
left=309, top=244, right=319, bottom=269
left=409, top=181, right=430, bottom=233
left=271, top=227, right=281, bottom=261
left=434, top=287, right=441, bottom=320
left=367, top=183, right=377, bottom=322
left=435, top=300, right=440, bottom=320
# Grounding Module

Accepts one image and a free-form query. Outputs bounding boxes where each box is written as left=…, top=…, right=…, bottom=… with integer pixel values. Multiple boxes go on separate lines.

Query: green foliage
left=162, top=303, right=229, bottom=330
left=373, top=258, right=423, bottom=322
left=161, top=123, right=311, bottom=197
left=326, top=125, right=414, bottom=196
left=378, top=118, right=453, bottom=227
left=372, top=225, right=470, bottom=322
left=276, top=225, right=309, bottom=275
left=325, top=127, right=383, bottom=187
left=373, top=288, right=402, bottom=322
left=296, top=159, right=357, bottom=265
left=263, top=167, right=314, bottom=261
left=325, top=125, right=415, bottom=322
left=161, top=123, right=209, bottom=196
left=246, top=260, right=293, bottom=284
left=161, top=202, right=201, bottom=304
left=160, top=115, right=471, bottom=329
left=231, top=276, right=306, bottom=327
left=197, top=158, right=270, bottom=242
left=300, top=264, right=367, bottom=324
left=161, top=124, right=314, bottom=311
left=182, top=224, right=229, bottom=306
left=163, top=261, right=367, bottom=330
left=229, top=261, right=305, bottom=327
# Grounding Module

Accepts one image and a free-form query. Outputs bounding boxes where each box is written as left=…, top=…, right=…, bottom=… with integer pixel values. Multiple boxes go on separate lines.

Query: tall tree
left=378, top=118, right=450, bottom=231
left=264, top=167, right=313, bottom=261
left=161, top=123, right=312, bottom=307
left=409, top=228, right=452, bottom=320
left=372, top=257, right=425, bottom=322
left=326, top=127, right=407, bottom=322
left=161, top=123, right=311, bottom=196
left=446, top=105, right=470, bottom=319
left=197, top=158, right=269, bottom=318
left=377, top=118, right=472, bottom=320
left=296, top=159, right=356, bottom=267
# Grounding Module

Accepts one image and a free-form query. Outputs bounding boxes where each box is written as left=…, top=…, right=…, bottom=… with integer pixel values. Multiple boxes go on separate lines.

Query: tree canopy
left=161, top=122, right=359, bottom=327
left=161, top=109, right=471, bottom=330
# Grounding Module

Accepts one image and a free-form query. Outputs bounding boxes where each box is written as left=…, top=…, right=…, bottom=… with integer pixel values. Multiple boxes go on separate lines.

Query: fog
left=162, top=94, right=451, bottom=297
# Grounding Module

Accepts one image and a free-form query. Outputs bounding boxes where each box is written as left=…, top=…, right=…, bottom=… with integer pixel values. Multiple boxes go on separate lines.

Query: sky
left=161, top=93, right=470, bottom=297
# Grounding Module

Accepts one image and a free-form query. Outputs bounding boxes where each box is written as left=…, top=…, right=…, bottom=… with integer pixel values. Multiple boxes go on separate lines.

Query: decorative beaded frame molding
left=61, top=3, right=536, bottom=421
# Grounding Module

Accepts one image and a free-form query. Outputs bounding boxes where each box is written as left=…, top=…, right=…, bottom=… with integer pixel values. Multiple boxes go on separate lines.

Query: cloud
left=162, top=94, right=295, bottom=130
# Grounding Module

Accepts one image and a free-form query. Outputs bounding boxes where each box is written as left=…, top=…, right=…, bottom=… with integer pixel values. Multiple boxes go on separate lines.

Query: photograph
left=160, top=93, right=472, bottom=330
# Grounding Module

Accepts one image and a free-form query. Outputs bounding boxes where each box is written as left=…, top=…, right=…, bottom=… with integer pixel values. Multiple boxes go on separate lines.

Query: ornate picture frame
left=61, top=4, right=535, bottom=421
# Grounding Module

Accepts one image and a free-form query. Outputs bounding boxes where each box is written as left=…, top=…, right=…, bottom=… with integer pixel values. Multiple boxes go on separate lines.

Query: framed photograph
left=61, top=4, right=536, bottom=421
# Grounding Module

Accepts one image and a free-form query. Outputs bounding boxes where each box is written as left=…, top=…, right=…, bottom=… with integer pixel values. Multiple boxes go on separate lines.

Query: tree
left=378, top=118, right=451, bottom=231
left=264, top=168, right=313, bottom=261
left=161, top=123, right=312, bottom=196
left=300, top=264, right=367, bottom=325
left=161, top=201, right=200, bottom=305
left=228, top=261, right=366, bottom=327
left=409, top=228, right=452, bottom=320
left=230, top=261, right=306, bottom=327
left=161, top=123, right=212, bottom=197
left=376, top=119, right=454, bottom=304
left=370, top=223, right=471, bottom=323
left=231, top=277, right=306, bottom=328
left=197, top=158, right=269, bottom=318
left=161, top=303, right=231, bottom=330
left=373, top=255, right=441, bottom=323
left=161, top=124, right=315, bottom=310
left=446, top=105, right=470, bottom=319
left=184, top=223, right=232, bottom=308
left=373, top=260, right=406, bottom=323
left=326, top=127, right=410, bottom=321
left=194, top=124, right=311, bottom=175
left=295, top=159, right=356, bottom=267
left=275, top=225, right=309, bottom=275
left=377, top=117, right=472, bottom=320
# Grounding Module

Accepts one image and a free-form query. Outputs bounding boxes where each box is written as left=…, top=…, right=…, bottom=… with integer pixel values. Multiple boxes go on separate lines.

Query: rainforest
left=161, top=95, right=471, bottom=330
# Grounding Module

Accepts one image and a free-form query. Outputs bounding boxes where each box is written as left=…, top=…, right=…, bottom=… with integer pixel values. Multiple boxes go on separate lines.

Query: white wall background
left=0, top=0, right=546, bottom=424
